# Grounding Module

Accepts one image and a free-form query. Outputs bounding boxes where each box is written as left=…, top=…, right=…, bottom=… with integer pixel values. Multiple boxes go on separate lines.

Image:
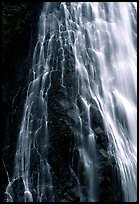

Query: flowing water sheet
left=4, top=2, right=137, bottom=202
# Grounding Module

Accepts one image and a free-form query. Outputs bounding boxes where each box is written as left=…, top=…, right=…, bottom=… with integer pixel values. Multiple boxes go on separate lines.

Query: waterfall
left=4, top=2, right=137, bottom=202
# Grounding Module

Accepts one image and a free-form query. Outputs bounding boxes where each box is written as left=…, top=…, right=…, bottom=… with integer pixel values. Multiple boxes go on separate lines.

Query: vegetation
left=2, top=2, right=36, bottom=62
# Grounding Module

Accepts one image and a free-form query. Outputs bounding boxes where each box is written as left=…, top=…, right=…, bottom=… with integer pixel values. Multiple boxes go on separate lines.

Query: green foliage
left=2, top=2, right=34, bottom=62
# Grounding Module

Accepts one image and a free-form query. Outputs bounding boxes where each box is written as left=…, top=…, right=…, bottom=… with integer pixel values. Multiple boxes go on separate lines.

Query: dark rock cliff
left=2, top=2, right=43, bottom=201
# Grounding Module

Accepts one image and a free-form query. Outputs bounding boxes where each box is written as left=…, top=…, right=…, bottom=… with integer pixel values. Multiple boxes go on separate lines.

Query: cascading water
left=4, top=2, right=137, bottom=202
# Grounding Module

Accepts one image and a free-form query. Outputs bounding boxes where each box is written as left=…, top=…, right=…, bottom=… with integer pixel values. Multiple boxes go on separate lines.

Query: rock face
left=46, top=42, right=80, bottom=201
left=2, top=3, right=43, bottom=201
left=94, top=127, right=123, bottom=202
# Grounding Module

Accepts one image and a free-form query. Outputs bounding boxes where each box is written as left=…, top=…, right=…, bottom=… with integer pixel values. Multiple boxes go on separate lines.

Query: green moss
left=2, top=2, right=35, bottom=62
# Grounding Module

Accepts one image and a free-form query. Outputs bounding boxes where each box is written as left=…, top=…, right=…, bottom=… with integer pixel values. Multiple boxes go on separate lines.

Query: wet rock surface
left=94, top=128, right=124, bottom=202
left=2, top=3, right=42, bottom=201
left=47, top=71, right=80, bottom=201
